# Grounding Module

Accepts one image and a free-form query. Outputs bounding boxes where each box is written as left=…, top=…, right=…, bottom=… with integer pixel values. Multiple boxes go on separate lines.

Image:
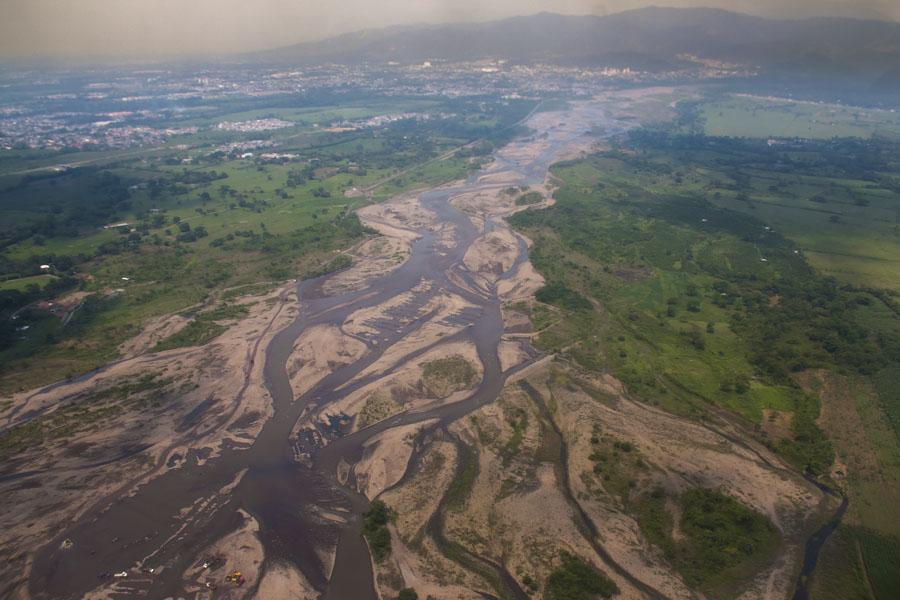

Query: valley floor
left=1, top=89, right=897, bottom=600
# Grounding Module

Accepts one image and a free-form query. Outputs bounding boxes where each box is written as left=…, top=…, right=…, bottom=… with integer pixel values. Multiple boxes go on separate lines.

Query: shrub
left=545, top=552, right=618, bottom=599
left=363, top=500, right=394, bottom=562
left=536, top=282, right=591, bottom=311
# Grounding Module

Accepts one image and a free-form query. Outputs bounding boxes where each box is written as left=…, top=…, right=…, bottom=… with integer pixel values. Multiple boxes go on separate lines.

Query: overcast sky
left=2, top=0, right=898, bottom=59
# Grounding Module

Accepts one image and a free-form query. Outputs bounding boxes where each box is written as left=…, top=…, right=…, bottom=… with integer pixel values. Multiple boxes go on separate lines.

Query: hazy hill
left=250, top=7, right=900, bottom=85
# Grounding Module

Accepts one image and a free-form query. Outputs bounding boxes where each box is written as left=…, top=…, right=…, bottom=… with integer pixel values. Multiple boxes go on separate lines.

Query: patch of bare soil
left=339, top=289, right=478, bottom=390
left=358, top=192, right=436, bottom=238
left=500, top=303, right=534, bottom=334
left=287, top=324, right=368, bottom=399
left=117, top=312, right=193, bottom=359
left=445, top=386, right=650, bottom=599
left=498, top=338, right=529, bottom=372
left=382, top=440, right=456, bottom=542
left=475, top=171, right=523, bottom=186
left=383, top=360, right=829, bottom=600
left=544, top=367, right=828, bottom=600
left=463, top=227, right=520, bottom=286
left=450, top=196, right=546, bottom=302
left=321, top=339, right=481, bottom=430
left=376, top=440, right=492, bottom=598
left=761, top=409, right=794, bottom=443
left=354, top=420, right=437, bottom=500
left=322, top=235, right=411, bottom=295
left=253, top=561, right=318, bottom=600
left=798, top=370, right=881, bottom=484
left=453, top=184, right=555, bottom=221
left=497, top=261, right=544, bottom=304
left=450, top=184, right=549, bottom=295
left=339, top=278, right=434, bottom=340
left=0, top=285, right=298, bottom=592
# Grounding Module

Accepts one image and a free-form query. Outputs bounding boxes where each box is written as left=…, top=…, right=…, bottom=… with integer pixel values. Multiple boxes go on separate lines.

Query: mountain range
left=249, top=7, right=900, bottom=87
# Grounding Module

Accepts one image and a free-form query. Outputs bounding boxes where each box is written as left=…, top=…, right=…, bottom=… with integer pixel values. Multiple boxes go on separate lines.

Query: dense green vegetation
left=509, top=133, right=900, bottom=476
left=153, top=303, right=250, bottom=351
left=502, top=186, right=544, bottom=206
left=363, top=500, right=394, bottom=562
left=445, top=442, right=478, bottom=512
left=691, top=94, right=900, bottom=140
left=534, top=282, right=591, bottom=311
left=634, top=488, right=778, bottom=598
left=0, top=274, right=58, bottom=292
left=678, top=489, right=779, bottom=586
left=857, top=527, right=900, bottom=599
left=809, top=524, right=900, bottom=600
left=515, top=191, right=544, bottom=206
left=302, top=253, right=352, bottom=280
left=544, top=552, right=619, bottom=600
left=635, top=127, right=900, bottom=293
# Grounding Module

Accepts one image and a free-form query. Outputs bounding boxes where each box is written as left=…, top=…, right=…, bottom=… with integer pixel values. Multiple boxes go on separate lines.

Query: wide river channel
left=27, top=99, right=840, bottom=600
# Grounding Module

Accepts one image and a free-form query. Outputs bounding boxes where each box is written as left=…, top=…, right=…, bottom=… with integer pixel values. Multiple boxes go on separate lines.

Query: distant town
left=0, top=58, right=754, bottom=151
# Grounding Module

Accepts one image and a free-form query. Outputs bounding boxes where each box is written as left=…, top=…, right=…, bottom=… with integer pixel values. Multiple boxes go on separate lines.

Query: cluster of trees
left=731, top=276, right=897, bottom=380
left=545, top=552, right=618, bottom=600
left=535, top=281, right=592, bottom=311
left=362, top=500, right=393, bottom=562
left=0, top=169, right=134, bottom=249
left=231, top=198, right=270, bottom=212
left=286, top=164, right=318, bottom=187
left=515, top=191, right=544, bottom=206
left=626, top=129, right=900, bottom=183
left=174, top=222, right=208, bottom=243
left=455, top=140, right=494, bottom=159
left=0, top=273, right=78, bottom=349
left=303, top=254, right=351, bottom=280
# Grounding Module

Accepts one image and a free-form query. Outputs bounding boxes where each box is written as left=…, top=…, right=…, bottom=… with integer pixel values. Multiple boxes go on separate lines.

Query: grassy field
left=614, top=132, right=900, bottom=293
left=811, top=525, right=900, bottom=600
left=697, top=94, right=900, bottom=140
left=857, top=528, right=900, bottom=599
left=803, top=525, right=872, bottom=600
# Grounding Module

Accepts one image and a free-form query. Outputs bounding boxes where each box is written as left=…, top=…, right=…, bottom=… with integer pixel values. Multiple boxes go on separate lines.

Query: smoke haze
left=2, top=0, right=898, bottom=59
